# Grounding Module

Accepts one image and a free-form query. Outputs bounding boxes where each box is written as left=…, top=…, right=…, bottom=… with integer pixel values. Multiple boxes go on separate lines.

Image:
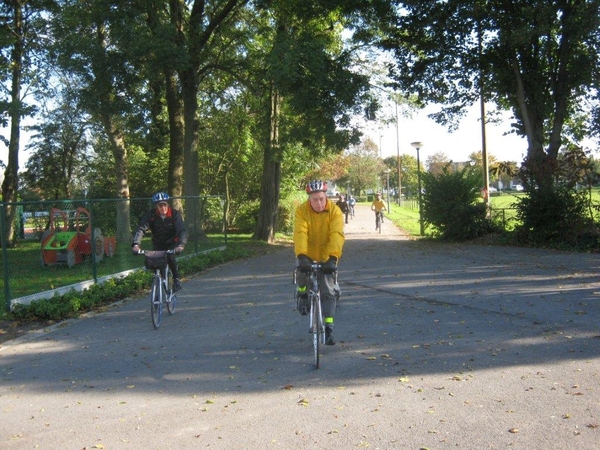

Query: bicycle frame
left=138, top=249, right=177, bottom=329
left=294, top=262, right=338, bottom=369
left=375, top=210, right=384, bottom=232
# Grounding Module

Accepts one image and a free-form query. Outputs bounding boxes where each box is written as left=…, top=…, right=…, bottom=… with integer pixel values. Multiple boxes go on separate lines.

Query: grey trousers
left=296, top=270, right=337, bottom=322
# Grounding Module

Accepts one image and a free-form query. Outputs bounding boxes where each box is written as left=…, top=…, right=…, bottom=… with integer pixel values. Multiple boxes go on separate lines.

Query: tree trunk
left=512, top=56, right=555, bottom=191
left=94, top=22, right=132, bottom=245
left=181, top=67, right=206, bottom=242
left=101, top=114, right=132, bottom=245
left=1, top=0, right=24, bottom=247
left=164, top=69, right=185, bottom=213
left=254, top=87, right=282, bottom=242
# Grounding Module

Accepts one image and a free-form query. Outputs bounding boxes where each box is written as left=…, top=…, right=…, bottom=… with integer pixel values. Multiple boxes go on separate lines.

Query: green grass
left=489, top=191, right=523, bottom=208
left=385, top=203, right=422, bottom=237
left=2, top=235, right=289, bottom=320
left=1, top=234, right=227, bottom=304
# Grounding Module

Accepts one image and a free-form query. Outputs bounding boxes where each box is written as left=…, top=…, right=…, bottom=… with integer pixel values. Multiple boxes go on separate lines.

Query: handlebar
left=135, top=249, right=175, bottom=256
left=293, top=262, right=338, bottom=284
left=296, top=262, right=338, bottom=271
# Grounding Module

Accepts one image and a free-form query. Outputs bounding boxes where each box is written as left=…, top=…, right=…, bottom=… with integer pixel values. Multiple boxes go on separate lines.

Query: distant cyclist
left=371, top=192, right=387, bottom=229
left=132, top=192, right=187, bottom=292
left=294, top=180, right=345, bottom=345
left=336, top=194, right=350, bottom=224
left=348, top=195, right=356, bottom=218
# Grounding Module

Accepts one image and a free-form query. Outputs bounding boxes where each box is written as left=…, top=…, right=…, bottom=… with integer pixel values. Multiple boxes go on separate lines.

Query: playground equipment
left=40, top=207, right=117, bottom=267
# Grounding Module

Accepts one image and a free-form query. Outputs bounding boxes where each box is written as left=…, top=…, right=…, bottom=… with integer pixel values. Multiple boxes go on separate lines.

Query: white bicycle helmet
left=152, top=192, right=170, bottom=204
left=306, top=180, right=328, bottom=194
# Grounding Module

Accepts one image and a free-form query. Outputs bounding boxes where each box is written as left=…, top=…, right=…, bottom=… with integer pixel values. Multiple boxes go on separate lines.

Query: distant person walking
left=336, top=194, right=350, bottom=224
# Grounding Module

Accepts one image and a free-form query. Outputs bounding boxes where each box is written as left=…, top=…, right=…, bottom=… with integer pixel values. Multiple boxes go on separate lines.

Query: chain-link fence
left=1, top=195, right=226, bottom=312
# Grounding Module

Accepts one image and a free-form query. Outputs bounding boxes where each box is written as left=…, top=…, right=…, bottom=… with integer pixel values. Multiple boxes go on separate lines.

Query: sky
left=367, top=102, right=529, bottom=165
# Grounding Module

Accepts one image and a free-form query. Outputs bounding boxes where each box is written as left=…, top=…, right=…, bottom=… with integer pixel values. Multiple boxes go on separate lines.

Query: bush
left=514, top=185, right=590, bottom=247
left=234, top=200, right=260, bottom=232
left=422, top=167, right=495, bottom=240
left=276, top=194, right=304, bottom=234
left=233, top=192, right=304, bottom=234
left=10, top=245, right=252, bottom=323
left=200, top=197, right=226, bottom=232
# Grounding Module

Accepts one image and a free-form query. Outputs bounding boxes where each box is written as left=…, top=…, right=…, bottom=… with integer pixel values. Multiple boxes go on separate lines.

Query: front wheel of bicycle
left=312, top=296, right=323, bottom=369
left=150, top=275, right=162, bottom=329
left=165, top=267, right=176, bottom=315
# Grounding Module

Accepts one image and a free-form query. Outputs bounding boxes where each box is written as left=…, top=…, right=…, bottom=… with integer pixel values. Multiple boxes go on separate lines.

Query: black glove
left=322, top=256, right=338, bottom=274
left=297, top=254, right=312, bottom=272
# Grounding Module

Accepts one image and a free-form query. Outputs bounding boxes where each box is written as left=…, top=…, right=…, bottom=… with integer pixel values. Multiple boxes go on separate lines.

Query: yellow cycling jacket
left=294, top=198, right=345, bottom=262
left=371, top=199, right=386, bottom=212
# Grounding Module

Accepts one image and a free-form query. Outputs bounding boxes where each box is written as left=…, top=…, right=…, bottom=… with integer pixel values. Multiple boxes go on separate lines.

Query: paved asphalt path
left=1, top=204, right=599, bottom=449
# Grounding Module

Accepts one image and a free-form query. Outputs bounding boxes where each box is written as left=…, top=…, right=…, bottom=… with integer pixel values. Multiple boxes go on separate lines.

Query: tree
left=345, top=137, right=384, bottom=195
left=376, top=1, right=600, bottom=192
left=251, top=0, right=372, bottom=241
left=0, top=0, right=50, bottom=245
left=49, top=1, right=154, bottom=244
left=145, top=0, right=250, bottom=237
left=426, top=152, right=451, bottom=177
left=21, top=86, right=91, bottom=200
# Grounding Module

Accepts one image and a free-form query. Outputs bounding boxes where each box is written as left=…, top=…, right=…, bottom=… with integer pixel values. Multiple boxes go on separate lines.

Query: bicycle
left=294, top=263, right=339, bottom=369
left=138, top=250, right=177, bottom=329
left=375, top=210, right=384, bottom=233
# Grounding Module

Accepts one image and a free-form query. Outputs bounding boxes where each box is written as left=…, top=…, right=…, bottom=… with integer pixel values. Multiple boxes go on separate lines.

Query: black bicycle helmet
left=152, top=192, right=170, bottom=204
left=306, top=180, right=328, bottom=194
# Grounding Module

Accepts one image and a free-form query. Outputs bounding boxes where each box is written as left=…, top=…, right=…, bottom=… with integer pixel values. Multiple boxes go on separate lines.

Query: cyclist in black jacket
left=132, top=192, right=187, bottom=291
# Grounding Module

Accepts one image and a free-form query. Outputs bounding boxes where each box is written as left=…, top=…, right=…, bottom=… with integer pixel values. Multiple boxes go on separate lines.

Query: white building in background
left=326, top=180, right=340, bottom=198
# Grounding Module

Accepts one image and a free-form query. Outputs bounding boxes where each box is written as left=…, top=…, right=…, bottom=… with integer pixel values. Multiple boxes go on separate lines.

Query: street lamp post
left=384, top=169, right=391, bottom=213
left=411, top=141, right=425, bottom=236
left=396, top=102, right=401, bottom=205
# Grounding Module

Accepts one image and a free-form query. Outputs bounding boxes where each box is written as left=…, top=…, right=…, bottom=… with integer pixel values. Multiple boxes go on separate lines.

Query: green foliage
left=422, top=166, right=494, bottom=240
left=11, top=273, right=148, bottom=322
left=10, top=245, right=252, bottom=322
left=276, top=191, right=305, bottom=234
left=345, top=138, right=385, bottom=195
left=514, top=186, right=591, bottom=247
left=377, top=1, right=600, bottom=191
left=233, top=200, right=261, bottom=233
left=200, top=197, right=226, bottom=232
left=232, top=192, right=303, bottom=234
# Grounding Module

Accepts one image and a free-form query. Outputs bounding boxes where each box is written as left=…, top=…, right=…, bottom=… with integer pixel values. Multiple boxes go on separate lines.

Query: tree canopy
left=375, top=0, right=600, bottom=191
left=2, top=0, right=600, bottom=245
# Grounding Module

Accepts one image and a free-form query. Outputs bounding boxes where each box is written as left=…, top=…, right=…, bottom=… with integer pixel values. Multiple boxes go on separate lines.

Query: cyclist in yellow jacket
left=371, top=192, right=387, bottom=229
left=294, top=180, right=345, bottom=345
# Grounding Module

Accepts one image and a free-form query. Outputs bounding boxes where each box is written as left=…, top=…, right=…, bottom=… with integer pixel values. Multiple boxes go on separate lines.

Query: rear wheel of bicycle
left=166, top=267, right=176, bottom=315
left=312, top=296, right=322, bottom=369
left=150, top=275, right=162, bottom=329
